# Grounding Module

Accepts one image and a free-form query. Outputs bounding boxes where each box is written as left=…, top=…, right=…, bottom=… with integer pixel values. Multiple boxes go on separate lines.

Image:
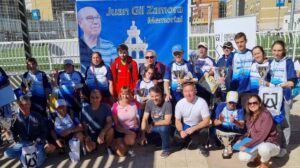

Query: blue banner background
left=76, top=0, right=188, bottom=71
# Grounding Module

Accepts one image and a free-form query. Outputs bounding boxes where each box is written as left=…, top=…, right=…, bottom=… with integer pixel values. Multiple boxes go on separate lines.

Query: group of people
left=0, top=31, right=297, bottom=168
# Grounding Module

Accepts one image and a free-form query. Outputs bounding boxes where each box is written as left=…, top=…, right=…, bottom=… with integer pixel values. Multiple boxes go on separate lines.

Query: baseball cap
left=223, top=41, right=233, bottom=48
left=226, top=91, right=238, bottom=103
left=64, top=59, right=74, bottom=65
left=172, top=44, right=184, bottom=54
left=56, top=99, right=67, bottom=108
left=198, top=42, right=208, bottom=49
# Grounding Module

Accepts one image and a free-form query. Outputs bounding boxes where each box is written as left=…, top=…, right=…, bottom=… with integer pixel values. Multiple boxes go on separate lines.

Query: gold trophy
left=23, top=78, right=32, bottom=97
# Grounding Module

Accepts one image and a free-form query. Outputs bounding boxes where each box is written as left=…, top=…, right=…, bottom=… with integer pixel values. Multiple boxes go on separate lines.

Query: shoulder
left=196, top=96, right=207, bottom=105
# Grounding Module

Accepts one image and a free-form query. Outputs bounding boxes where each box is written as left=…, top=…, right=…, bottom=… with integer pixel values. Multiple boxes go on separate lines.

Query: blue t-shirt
left=213, top=102, right=244, bottom=131
left=81, top=103, right=112, bottom=134
left=230, top=49, right=253, bottom=93
left=54, top=113, right=80, bottom=135
left=164, top=60, right=195, bottom=92
left=85, top=64, right=112, bottom=92
left=270, top=57, right=297, bottom=101
left=21, top=70, right=50, bottom=97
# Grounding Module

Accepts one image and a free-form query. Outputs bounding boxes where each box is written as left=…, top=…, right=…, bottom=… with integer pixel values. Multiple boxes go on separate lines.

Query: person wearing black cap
left=216, top=41, right=234, bottom=101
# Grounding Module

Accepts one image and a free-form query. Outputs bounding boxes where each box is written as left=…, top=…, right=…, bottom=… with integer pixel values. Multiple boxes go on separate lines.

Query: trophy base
left=222, top=148, right=232, bottom=159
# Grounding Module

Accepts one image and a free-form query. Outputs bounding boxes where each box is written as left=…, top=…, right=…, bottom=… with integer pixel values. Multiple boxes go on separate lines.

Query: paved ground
left=1, top=95, right=300, bottom=168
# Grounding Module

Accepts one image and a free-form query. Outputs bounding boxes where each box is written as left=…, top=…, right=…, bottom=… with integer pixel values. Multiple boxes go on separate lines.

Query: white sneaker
left=276, top=148, right=287, bottom=158
left=128, top=149, right=135, bottom=157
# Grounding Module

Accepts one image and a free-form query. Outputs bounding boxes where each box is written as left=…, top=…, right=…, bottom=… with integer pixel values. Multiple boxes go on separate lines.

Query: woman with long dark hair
left=238, top=95, right=280, bottom=168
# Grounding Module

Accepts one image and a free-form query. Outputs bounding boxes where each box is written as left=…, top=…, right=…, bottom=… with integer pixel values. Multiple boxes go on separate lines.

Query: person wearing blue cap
left=164, top=44, right=196, bottom=105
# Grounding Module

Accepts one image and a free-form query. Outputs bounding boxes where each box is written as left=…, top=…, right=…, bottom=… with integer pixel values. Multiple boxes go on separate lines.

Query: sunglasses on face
left=145, top=56, right=155, bottom=59
left=248, top=101, right=259, bottom=106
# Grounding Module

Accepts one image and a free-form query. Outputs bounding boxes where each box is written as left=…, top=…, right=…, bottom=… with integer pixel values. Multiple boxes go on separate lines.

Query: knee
left=160, top=126, right=170, bottom=134
left=44, top=143, right=56, bottom=154
left=258, top=143, right=271, bottom=156
left=238, top=152, right=252, bottom=162
left=124, top=134, right=136, bottom=146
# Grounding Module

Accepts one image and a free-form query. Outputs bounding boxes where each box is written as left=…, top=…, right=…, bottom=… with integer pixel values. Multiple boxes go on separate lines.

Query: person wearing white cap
left=52, top=59, right=84, bottom=119
left=212, top=91, right=245, bottom=158
left=193, top=42, right=216, bottom=105
left=52, top=99, right=85, bottom=154
left=164, top=44, right=196, bottom=104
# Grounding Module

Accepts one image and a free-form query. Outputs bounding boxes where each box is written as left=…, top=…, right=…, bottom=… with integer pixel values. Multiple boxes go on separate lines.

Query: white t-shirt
left=175, top=96, right=210, bottom=126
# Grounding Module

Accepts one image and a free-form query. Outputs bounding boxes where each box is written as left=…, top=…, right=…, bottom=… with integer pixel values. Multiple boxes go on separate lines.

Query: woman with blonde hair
left=111, top=86, right=140, bottom=156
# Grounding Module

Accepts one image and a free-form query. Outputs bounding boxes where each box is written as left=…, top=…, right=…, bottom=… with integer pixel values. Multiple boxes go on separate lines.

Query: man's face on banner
left=78, top=7, right=101, bottom=37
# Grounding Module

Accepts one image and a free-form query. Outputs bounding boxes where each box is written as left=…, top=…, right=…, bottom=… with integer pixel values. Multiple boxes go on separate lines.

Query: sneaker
left=160, top=151, right=171, bottom=158
left=276, top=148, right=287, bottom=158
left=127, top=149, right=135, bottom=157
left=199, top=146, right=209, bottom=157
left=105, top=147, right=114, bottom=156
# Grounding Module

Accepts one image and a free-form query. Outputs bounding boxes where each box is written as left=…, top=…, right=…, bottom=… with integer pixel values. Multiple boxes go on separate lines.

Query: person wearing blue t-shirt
left=85, top=52, right=114, bottom=105
left=267, top=40, right=297, bottom=157
left=53, top=59, right=85, bottom=118
left=194, top=42, right=216, bottom=105
left=164, top=44, right=196, bottom=105
left=21, top=58, right=50, bottom=118
left=216, top=42, right=234, bottom=102
left=230, top=32, right=253, bottom=107
left=212, top=91, right=245, bottom=157
left=249, top=46, right=271, bottom=94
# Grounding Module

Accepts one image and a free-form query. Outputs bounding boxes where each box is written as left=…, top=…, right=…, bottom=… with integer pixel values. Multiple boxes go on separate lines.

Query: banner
left=214, top=16, right=256, bottom=60
left=76, top=0, right=188, bottom=72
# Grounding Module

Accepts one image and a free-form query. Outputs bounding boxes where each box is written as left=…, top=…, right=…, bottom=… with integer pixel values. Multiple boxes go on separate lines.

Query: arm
left=153, top=114, right=172, bottom=126
left=243, top=113, right=273, bottom=148
left=191, top=116, right=210, bottom=132
left=140, top=112, right=150, bottom=144
left=106, top=66, right=114, bottom=96
left=101, top=116, right=113, bottom=135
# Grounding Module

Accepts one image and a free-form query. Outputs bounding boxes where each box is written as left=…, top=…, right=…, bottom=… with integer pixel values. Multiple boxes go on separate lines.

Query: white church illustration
left=124, top=21, right=148, bottom=63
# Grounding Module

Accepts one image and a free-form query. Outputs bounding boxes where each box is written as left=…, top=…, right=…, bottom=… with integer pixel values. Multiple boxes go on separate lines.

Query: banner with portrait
left=76, top=0, right=188, bottom=72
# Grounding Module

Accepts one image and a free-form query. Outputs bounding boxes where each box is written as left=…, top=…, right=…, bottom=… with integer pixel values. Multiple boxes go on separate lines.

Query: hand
left=218, top=77, right=225, bottom=84
left=60, top=129, right=72, bottom=137
left=208, top=68, right=214, bottom=76
left=153, top=80, right=159, bottom=85
left=97, top=132, right=105, bottom=144
left=140, top=136, right=148, bottom=146
left=56, top=139, right=64, bottom=148
left=229, top=115, right=235, bottom=123
left=180, top=130, right=188, bottom=139
left=165, top=94, right=172, bottom=102
left=240, top=146, right=247, bottom=152
left=219, top=114, right=225, bottom=123
left=185, top=127, right=195, bottom=135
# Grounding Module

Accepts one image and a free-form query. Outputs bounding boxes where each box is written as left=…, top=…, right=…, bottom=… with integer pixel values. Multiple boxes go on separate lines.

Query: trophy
left=23, top=78, right=32, bottom=97
left=189, top=51, right=199, bottom=73
left=215, top=67, right=227, bottom=91
left=256, top=64, right=269, bottom=86
left=137, top=88, right=146, bottom=97
left=216, top=130, right=239, bottom=159
left=173, top=70, right=186, bottom=92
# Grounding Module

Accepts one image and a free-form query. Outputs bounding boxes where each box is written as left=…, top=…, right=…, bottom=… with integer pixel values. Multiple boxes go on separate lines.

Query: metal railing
left=1, top=31, right=300, bottom=75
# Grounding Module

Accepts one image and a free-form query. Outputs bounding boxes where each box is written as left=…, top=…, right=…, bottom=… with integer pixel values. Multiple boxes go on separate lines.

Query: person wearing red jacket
left=111, top=44, right=138, bottom=98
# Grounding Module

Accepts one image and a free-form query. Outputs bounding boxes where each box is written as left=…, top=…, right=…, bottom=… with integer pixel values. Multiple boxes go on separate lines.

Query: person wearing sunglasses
left=78, top=6, right=117, bottom=71
left=138, top=50, right=166, bottom=88
left=215, top=41, right=234, bottom=101
left=238, top=95, right=280, bottom=168
left=164, top=44, right=196, bottom=104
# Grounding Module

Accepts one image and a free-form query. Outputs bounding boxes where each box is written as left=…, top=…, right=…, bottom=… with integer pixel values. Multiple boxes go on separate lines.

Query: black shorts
left=114, top=128, right=139, bottom=139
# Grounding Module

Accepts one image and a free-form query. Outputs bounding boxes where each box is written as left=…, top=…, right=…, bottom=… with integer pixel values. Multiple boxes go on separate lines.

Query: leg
left=258, top=142, right=280, bottom=163
left=85, top=136, right=96, bottom=153
left=104, top=128, right=114, bottom=147
left=238, top=151, right=257, bottom=162
left=282, top=100, right=291, bottom=147
left=152, top=125, right=171, bottom=152
left=123, top=131, right=137, bottom=146
left=44, top=143, right=57, bottom=154
left=115, top=138, right=127, bottom=157
left=191, top=127, right=209, bottom=147
left=36, top=143, right=46, bottom=167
